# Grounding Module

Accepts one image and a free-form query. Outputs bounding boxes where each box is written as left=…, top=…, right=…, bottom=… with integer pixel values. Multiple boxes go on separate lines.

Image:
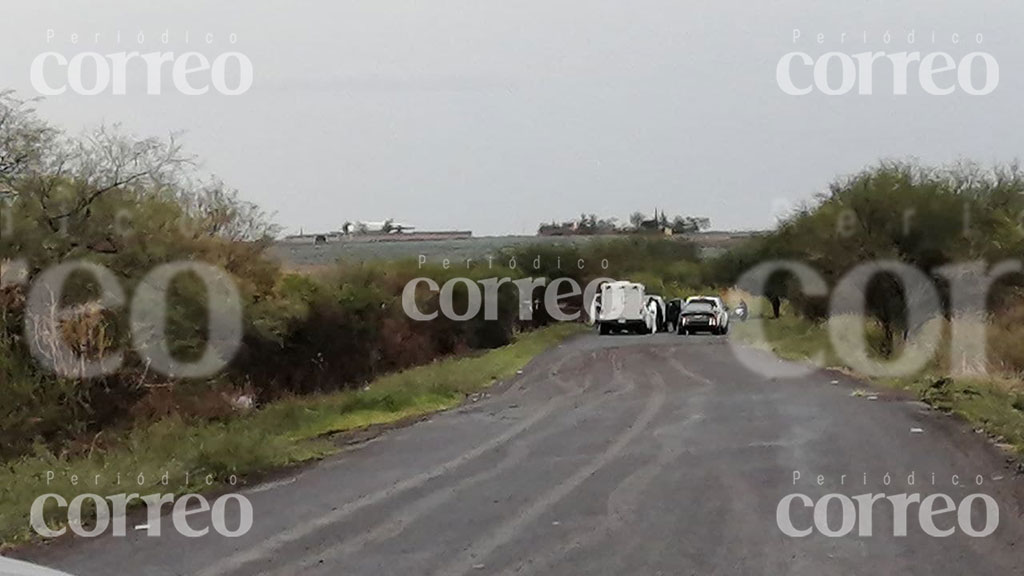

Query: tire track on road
left=495, top=348, right=713, bottom=575
left=429, top=352, right=668, bottom=576
left=198, top=350, right=593, bottom=576
left=269, top=356, right=636, bottom=575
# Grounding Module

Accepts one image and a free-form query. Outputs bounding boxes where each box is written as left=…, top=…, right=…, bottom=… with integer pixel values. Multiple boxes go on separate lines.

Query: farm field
left=269, top=232, right=755, bottom=268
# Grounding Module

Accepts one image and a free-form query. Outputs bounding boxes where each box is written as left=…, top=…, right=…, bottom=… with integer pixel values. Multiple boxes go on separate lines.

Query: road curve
left=23, top=333, right=1024, bottom=575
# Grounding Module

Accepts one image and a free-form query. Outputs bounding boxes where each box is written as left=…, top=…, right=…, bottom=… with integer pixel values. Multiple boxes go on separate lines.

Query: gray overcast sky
left=2, top=0, right=1022, bottom=236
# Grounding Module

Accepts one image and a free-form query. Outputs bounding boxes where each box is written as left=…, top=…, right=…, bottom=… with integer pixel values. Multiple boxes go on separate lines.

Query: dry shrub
left=24, top=297, right=119, bottom=379
left=377, top=315, right=439, bottom=371
left=990, top=299, right=1024, bottom=376
left=130, top=380, right=242, bottom=422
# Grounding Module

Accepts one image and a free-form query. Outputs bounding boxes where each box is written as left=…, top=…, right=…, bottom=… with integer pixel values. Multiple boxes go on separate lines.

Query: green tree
left=737, top=161, right=1024, bottom=354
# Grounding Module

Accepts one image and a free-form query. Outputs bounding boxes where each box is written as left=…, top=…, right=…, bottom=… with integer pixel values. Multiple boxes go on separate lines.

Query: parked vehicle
left=596, top=281, right=656, bottom=335
left=678, top=296, right=730, bottom=335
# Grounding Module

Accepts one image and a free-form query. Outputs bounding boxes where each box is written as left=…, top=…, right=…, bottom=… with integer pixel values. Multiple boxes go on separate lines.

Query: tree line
left=537, top=210, right=710, bottom=236
left=707, top=161, right=1024, bottom=357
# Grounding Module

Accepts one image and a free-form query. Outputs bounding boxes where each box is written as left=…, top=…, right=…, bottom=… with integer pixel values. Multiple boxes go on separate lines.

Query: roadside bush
left=1, top=92, right=526, bottom=461
left=990, top=297, right=1024, bottom=375
left=716, top=161, right=1024, bottom=353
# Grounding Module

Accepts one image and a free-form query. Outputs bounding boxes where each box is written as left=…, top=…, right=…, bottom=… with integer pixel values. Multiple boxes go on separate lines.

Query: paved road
left=23, top=333, right=1024, bottom=575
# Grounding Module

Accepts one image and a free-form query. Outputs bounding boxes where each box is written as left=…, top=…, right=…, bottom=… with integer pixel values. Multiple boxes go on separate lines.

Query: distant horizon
left=276, top=223, right=768, bottom=239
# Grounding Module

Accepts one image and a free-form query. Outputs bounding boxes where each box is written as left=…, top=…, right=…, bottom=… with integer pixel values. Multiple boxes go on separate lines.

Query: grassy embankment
left=731, top=298, right=1024, bottom=459
left=0, top=322, right=583, bottom=549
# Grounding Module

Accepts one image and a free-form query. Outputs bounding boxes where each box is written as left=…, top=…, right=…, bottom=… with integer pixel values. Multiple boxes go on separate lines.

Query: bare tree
left=2, top=90, right=280, bottom=261
left=178, top=180, right=280, bottom=242
left=50, top=125, right=189, bottom=223
left=0, top=91, right=54, bottom=194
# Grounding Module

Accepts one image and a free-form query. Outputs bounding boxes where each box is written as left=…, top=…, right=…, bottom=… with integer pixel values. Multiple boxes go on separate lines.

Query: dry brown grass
left=990, top=300, right=1024, bottom=378
left=26, top=297, right=118, bottom=379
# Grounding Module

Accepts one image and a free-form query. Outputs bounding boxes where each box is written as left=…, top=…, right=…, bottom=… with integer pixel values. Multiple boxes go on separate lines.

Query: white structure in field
left=342, top=219, right=416, bottom=235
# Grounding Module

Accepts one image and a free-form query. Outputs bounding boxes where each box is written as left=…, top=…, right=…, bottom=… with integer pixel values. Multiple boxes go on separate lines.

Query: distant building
left=638, top=209, right=670, bottom=234
left=342, top=219, right=416, bottom=235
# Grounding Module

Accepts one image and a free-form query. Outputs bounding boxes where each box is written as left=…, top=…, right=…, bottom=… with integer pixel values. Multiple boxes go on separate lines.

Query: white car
left=678, top=295, right=730, bottom=335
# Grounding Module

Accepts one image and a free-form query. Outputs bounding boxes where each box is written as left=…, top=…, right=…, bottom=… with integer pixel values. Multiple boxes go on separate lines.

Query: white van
left=595, top=281, right=656, bottom=335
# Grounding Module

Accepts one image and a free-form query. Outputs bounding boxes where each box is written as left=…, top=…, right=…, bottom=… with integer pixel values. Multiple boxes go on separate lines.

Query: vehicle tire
left=599, top=323, right=610, bottom=336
